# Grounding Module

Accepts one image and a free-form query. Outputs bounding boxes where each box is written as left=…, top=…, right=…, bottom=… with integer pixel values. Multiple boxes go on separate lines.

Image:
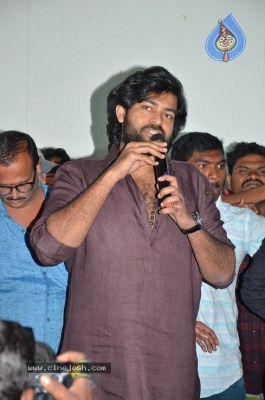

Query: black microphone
left=150, top=133, right=170, bottom=192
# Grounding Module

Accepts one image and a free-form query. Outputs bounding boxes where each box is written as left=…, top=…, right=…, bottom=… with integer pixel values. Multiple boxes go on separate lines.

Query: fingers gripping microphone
left=150, top=133, right=170, bottom=191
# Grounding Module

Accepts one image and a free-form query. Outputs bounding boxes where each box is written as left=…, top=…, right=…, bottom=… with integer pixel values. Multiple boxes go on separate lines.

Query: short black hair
left=0, top=131, right=39, bottom=169
left=0, top=320, right=35, bottom=400
left=107, top=66, right=187, bottom=150
left=171, top=132, right=224, bottom=161
left=227, top=142, right=265, bottom=175
left=41, top=147, right=70, bottom=165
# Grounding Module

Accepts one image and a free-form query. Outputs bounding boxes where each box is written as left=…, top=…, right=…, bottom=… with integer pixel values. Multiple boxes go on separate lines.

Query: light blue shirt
left=0, top=182, right=68, bottom=353
left=197, top=197, right=265, bottom=397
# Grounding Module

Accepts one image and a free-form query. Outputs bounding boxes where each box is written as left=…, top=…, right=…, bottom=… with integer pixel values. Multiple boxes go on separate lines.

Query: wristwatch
left=180, top=212, right=203, bottom=234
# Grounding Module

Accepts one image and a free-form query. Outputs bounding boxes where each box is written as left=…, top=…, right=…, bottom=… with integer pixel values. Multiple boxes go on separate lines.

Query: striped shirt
left=197, top=197, right=265, bottom=397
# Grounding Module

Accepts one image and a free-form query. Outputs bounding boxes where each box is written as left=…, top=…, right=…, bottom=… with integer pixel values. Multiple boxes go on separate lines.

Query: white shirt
left=197, top=197, right=265, bottom=397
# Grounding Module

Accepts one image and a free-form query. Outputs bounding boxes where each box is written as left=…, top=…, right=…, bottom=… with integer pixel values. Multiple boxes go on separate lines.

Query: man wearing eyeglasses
left=0, top=130, right=68, bottom=353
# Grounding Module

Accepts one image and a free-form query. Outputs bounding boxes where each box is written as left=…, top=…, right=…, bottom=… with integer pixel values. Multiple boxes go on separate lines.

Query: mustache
left=242, top=179, right=263, bottom=188
left=6, top=196, right=26, bottom=201
left=210, top=182, right=221, bottom=188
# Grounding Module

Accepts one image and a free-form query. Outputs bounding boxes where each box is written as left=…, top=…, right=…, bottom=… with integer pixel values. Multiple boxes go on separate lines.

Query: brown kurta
left=31, top=146, right=233, bottom=400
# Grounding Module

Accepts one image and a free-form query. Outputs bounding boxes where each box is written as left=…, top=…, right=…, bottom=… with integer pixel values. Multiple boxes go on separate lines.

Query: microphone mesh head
left=150, top=133, right=165, bottom=142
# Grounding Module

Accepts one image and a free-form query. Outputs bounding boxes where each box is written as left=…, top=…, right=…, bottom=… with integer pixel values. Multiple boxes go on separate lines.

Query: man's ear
left=116, top=105, right=126, bottom=123
left=226, top=175, right=232, bottom=191
left=36, top=160, right=41, bottom=178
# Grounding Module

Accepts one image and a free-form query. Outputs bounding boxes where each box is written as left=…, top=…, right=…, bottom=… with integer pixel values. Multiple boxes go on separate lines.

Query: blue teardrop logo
left=205, top=14, right=246, bottom=62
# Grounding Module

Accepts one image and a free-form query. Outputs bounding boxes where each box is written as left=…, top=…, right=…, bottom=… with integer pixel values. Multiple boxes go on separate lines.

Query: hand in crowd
left=157, top=174, right=195, bottom=227
left=44, top=173, right=56, bottom=186
left=221, top=190, right=262, bottom=215
left=237, top=198, right=261, bottom=215
left=39, top=351, right=93, bottom=400
left=195, top=321, right=219, bottom=353
left=110, top=141, right=167, bottom=180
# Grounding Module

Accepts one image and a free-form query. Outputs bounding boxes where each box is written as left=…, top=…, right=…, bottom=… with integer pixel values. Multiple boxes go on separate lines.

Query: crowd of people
left=1, top=66, right=265, bottom=400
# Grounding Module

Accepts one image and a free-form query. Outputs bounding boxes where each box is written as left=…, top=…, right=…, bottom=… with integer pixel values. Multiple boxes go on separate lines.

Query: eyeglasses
left=0, top=170, right=36, bottom=195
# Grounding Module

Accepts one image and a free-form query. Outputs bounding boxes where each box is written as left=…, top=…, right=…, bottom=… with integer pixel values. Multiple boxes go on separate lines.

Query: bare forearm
left=47, top=169, right=118, bottom=247
left=222, top=186, right=265, bottom=205
left=188, top=229, right=235, bottom=286
left=156, top=174, right=235, bottom=286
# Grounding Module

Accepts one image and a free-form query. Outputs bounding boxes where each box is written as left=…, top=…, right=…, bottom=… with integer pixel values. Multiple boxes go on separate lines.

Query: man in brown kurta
left=30, top=66, right=235, bottom=399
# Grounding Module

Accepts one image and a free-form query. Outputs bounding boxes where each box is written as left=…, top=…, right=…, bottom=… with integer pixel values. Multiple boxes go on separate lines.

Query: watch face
left=193, top=212, right=203, bottom=226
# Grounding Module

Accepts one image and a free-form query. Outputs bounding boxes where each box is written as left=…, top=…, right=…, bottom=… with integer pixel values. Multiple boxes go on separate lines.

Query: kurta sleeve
left=30, top=160, right=92, bottom=267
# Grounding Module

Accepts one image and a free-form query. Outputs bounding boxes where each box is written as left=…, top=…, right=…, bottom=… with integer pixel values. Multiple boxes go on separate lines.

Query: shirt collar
left=103, top=144, right=119, bottom=169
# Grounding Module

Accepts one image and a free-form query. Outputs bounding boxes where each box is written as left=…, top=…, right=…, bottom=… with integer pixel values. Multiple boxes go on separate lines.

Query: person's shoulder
left=216, top=196, right=232, bottom=212
left=63, top=154, right=108, bottom=169
left=39, top=180, right=50, bottom=194
left=0, top=199, right=5, bottom=218
left=169, top=159, right=212, bottom=191
left=50, top=154, right=111, bottom=190
left=216, top=197, right=243, bottom=225
left=169, top=159, right=202, bottom=177
left=55, top=154, right=109, bottom=178
left=169, top=159, right=215, bottom=207
left=218, top=196, right=246, bottom=215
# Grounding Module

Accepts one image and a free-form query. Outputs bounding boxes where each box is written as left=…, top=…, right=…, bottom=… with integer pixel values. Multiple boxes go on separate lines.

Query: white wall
left=0, top=0, right=264, bottom=158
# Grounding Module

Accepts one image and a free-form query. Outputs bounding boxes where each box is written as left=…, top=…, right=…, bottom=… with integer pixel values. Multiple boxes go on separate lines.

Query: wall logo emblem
left=205, top=14, right=246, bottom=62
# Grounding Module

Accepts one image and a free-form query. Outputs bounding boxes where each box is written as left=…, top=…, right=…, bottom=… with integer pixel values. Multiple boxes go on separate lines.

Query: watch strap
left=180, top=212, right=202, bottom=235
left=180, top=224, right=202, bottom=234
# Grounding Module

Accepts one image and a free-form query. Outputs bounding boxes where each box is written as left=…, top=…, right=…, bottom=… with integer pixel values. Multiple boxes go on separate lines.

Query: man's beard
left=121, top=114, right=170, bottom=145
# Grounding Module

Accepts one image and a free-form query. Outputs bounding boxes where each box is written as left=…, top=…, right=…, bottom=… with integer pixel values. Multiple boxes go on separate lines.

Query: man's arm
left=241, top=238, right=265, bottom=320
left=31, top=141, right=167, bottom=249
left=186, top=229, right=235, bottom=287
left=158, top=175, right=235, bottom=286
left=222, top=185, right=265, bottom=207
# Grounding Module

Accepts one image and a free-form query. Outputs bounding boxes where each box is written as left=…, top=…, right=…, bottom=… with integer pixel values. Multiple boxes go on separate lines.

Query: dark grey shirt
left=31, top=146, right=234, bottom=400
left=241, top=237, right=265, bottom=320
